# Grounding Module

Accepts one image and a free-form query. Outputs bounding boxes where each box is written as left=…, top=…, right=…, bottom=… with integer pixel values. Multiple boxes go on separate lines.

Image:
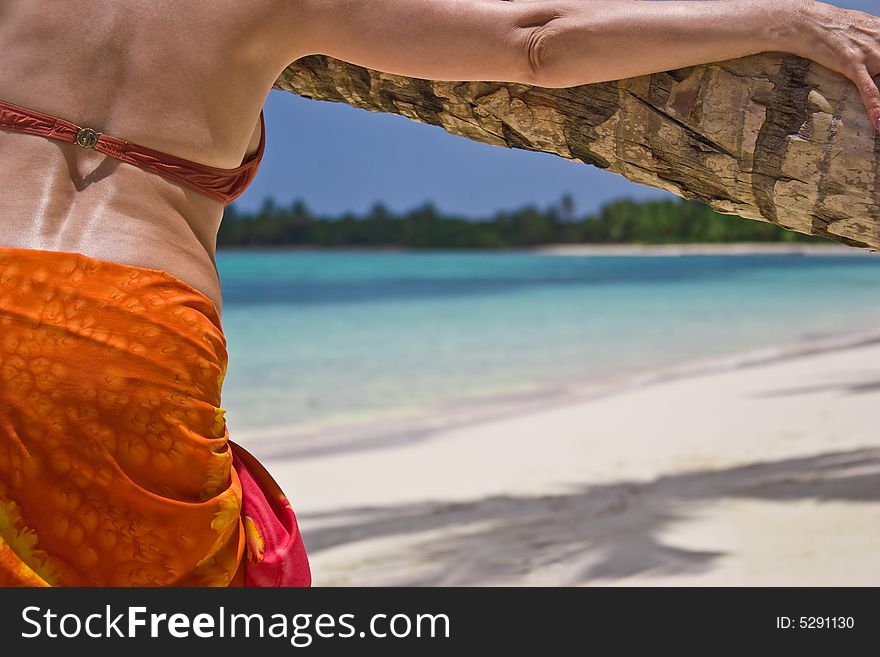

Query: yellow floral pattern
left=243, top=515, right=265, bottom=564
left=0, top=496, right=58, bottom=585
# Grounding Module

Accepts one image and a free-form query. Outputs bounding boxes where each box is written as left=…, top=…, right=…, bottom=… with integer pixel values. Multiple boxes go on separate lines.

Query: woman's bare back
left=0, top=0, right=294, bottom=316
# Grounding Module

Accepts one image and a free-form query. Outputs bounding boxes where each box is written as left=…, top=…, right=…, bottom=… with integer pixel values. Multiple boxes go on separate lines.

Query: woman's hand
left=787, top=1, right=880, bottom=131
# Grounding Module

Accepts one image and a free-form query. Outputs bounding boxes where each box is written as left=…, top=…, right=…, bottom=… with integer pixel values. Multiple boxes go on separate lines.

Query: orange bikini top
left=0, top=98, right=265, bottom=205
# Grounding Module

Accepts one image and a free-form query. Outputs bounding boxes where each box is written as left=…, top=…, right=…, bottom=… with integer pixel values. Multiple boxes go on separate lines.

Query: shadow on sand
left=299, top=448, right=879, bottom=585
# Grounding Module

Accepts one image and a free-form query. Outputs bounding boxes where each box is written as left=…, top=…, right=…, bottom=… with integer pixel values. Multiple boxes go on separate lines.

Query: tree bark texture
left=274, top=52, right=880, bottom=250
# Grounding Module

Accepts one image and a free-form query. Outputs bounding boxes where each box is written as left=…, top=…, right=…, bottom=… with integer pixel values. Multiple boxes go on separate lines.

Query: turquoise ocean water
left=216, top=251, right=880, bottom=442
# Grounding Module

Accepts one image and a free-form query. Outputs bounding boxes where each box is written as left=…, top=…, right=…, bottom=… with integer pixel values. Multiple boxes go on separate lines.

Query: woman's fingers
left=795, top=2, right=880, bottom=132
left=849, top=64, right=880, bottom=132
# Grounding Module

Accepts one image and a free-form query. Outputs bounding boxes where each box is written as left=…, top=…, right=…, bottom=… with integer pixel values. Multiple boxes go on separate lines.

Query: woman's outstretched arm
left=280, top=0, right=880, bottom=130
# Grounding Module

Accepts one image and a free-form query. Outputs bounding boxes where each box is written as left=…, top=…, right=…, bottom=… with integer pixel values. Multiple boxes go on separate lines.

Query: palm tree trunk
left=274, top=52, right=880, bottom=250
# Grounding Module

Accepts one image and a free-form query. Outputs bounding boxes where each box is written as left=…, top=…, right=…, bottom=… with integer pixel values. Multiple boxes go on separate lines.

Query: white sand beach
left=534, top=242, right=871, bottom=256
left=260, top=337, right=880, bottom=587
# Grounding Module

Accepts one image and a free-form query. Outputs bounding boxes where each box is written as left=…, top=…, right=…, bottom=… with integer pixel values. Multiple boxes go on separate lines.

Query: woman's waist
left=0, top=226, right=224, bottom=319
left=0, top=139, right=225, bottom=315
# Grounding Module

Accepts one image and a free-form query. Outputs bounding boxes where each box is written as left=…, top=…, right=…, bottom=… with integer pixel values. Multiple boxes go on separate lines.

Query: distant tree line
left=218, top=194, right=824, bottom=248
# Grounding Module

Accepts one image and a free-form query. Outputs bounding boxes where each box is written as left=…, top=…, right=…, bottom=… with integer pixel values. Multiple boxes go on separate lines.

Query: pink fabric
left=0, top=98, right=264, bottom=205
left=231, top=441, right=312, bottom=587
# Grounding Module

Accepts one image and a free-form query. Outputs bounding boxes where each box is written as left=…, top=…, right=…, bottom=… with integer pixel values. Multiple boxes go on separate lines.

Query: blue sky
left=233, top=0, right=876, bottom=219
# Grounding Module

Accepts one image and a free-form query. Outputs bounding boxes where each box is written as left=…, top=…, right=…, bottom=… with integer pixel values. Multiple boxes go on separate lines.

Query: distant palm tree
left=558, top=194, right=576, bottom=222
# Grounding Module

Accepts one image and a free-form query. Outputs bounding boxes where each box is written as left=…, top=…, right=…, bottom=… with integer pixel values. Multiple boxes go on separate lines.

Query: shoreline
left=217, top=242, right=873, bottom=256
left=533, top=243, right=871, bottom=256
left=238, top=322, right=880, bottom=462
left=264, top=329, right=880, bottom=586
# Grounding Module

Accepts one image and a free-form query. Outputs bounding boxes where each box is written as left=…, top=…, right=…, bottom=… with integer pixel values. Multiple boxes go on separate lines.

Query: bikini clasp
left=74, top=126, right=101, bottom=149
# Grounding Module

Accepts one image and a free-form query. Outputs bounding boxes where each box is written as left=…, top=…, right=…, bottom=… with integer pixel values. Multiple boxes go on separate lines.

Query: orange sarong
left=0, top=247, right=310, bottom=586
